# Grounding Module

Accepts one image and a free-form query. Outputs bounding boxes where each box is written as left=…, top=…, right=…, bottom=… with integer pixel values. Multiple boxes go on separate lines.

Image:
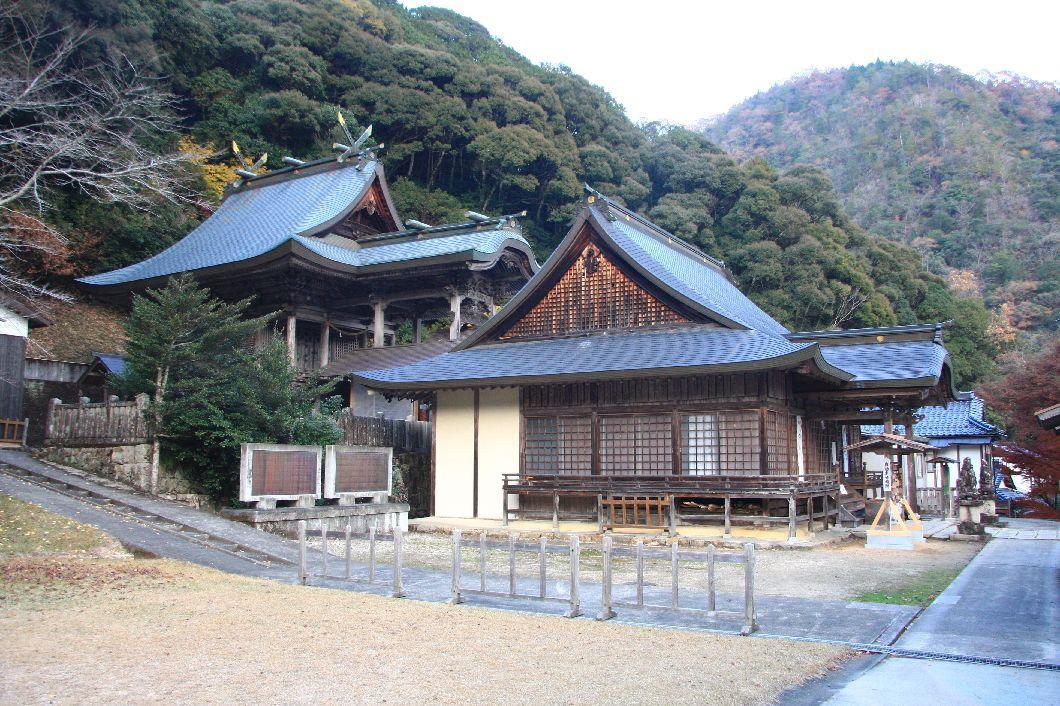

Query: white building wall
left=434, top=389, right=475, bottom=518
left=433, top=387, right=521, bottom=520
left=476, top=387, right=520, bottom=520
left=0, top=305, right=29, bottom=337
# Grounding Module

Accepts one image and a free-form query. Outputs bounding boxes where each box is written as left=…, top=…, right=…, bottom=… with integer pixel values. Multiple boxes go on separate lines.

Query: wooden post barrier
left=508, top=533, right=517, bottom=597
left=670, top=540, right=680, bottom=609
left=298, top=520, right=307, bottom=585
left=567, top=534, right=582, bottom=618
left=598, top=535, right=615, bottom=620
left=479, top=532, right=487, bottom=592
left=450, top=528, right=463, bottom=604
left=538, top=535, right=547, bottom=599
left=320, top=522, right=329, bottom=576
left=368, top=527, right=377, bottom=582
left=344, top=521, right=352, bottom=580
left=598, top=540, right=757, bottom=634
left=392, top=529, right=405, bottom=598
left=742, top=543, right=757, bottom=635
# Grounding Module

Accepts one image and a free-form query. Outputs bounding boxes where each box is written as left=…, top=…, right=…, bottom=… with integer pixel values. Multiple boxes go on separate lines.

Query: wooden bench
left=598, top=495, right=676, bottom=534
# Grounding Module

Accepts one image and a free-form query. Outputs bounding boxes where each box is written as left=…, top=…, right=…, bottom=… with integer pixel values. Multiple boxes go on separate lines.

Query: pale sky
left=401, top=1, right=1060, bottom=124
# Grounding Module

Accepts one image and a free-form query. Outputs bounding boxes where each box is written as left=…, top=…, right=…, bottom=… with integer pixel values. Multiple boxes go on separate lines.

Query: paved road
left=815, top=520, right=1060, bottom=704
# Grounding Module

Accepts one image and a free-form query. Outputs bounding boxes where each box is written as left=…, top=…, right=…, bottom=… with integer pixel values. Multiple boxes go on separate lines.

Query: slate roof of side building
left=862, top=392, right=1000, bottom=445
left=78, top=159, right=536, bottom=288
left=352, top=194, right=957, bottom=394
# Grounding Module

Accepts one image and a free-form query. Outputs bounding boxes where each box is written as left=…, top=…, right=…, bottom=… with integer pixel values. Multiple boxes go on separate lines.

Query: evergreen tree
left=120, top=274, right=340, bottom=501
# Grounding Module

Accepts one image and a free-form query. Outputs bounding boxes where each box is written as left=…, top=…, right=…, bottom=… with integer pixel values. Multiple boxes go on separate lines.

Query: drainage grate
left=756, top=633, right=1060, bottom=671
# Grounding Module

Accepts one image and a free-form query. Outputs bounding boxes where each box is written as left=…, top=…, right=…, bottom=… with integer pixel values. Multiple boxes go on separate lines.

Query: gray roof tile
left=354, top=327, right=826, bottom=388
left=79, top=160, right=532, bottom=286
left=818, top=340, right=948, bottom=383
left=595, top=208, right=789, bottom=335
left=862, top=393, right=999, bottom=439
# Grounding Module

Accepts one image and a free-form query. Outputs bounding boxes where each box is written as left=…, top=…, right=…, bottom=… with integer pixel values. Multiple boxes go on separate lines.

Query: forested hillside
left=16, top=1, right=994, bottom=384
left=706, top=62, right=1059, bottom=349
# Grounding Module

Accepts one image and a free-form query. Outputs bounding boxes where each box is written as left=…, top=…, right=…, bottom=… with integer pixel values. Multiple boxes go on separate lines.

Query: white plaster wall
left=434, top=389, right=475, bottom=518
left=476, top=387, right=520, bottom=520
left=0, top=305, right=28, bottom=337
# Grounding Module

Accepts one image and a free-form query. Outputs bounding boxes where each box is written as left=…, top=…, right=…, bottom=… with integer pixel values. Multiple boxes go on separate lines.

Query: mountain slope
left=705, top=62, right=1059, bottom=346
left=22, top=2, right=993, bottom=384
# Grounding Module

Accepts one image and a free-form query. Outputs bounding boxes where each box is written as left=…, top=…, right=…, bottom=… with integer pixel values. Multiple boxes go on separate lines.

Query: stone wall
left=42, top=444, right=208, bottom=507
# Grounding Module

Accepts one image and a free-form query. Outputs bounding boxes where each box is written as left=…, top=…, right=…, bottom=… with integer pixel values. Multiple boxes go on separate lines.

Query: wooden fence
left=337, top=411, right=431, bottom=454
left=916, top=487, right=954, bottom=516
left=45, top=394, right=150, bottom=446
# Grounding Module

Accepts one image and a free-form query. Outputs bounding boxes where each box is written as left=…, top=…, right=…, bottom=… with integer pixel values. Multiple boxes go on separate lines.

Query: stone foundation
left=221, top=502, right=410, bottom=536
left=42, top=444, right=207, bottom=506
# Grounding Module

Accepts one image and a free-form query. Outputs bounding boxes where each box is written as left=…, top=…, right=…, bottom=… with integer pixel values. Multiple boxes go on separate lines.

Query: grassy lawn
left=855, top=567, right=964, bottom=606
left=0, top=493, right=115, bottom=555
left=0, top=493, right=853, bottom=705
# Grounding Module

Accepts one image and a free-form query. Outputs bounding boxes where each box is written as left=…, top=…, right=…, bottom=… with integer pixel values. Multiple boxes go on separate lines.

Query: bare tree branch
left=0, top=3, right=203, bottom=305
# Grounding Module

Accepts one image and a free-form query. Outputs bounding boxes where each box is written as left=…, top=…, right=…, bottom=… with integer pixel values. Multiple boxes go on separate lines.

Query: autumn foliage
left=980, top=340, right=1060, bottom=517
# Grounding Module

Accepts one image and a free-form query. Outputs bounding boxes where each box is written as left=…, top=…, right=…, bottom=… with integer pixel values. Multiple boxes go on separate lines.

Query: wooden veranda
left=502, top=472, right=840, bottom=540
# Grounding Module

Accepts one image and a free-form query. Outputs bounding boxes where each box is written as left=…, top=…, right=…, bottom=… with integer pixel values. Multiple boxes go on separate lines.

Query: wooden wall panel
left=500, top=243, right=687, bottom=340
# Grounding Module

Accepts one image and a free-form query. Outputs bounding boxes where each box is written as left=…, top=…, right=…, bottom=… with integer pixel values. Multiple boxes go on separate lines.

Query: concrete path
left=813, top=518, right=1060, bottom=704
left=0, top=450, right=915, bottom=646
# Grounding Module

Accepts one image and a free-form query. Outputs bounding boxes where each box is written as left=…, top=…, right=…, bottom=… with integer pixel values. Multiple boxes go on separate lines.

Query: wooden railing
left=44, top=394, right=150, bottom=447
left=504, top=473, right=839, bottom=497
left=337, top=411, right=430, bottom=454
left=0, top=418, right=28, bottom=447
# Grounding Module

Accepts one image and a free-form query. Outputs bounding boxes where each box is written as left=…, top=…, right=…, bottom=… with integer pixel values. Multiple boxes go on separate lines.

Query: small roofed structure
left=0, top=297, right=50, bottom=442
left=78, top=136, right=539, bottom=376
left=77, top=353, right=127, bottom=402
left=1035, top=402, right=1060, bottom=434
left=353, top=188, right=960, bottom=536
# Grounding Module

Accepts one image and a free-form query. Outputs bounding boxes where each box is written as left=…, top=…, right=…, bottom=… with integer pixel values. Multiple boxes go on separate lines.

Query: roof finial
left=231, top=140, right=267, bottom=184
left=334, top=109, right=373, bottom=163
left=583, top=183, right=616, bottom=221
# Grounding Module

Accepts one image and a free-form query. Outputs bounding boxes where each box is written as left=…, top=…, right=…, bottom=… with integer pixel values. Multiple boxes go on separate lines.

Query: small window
left=681, top=411, right=761, bottom=476
left=524, top=416, right=591, bottom=474
left=599, top=414, right=672, bottom=475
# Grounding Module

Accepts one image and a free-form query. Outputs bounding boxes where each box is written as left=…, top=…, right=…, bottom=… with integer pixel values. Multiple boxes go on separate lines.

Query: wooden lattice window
left=681, top=414, right=719, bottom=475
left=500, top=241, right=687, bottom=340
left=524, top=416, right=591, bottom=474
left=765, top=410, right=793, bottom=474
left=599, top=414, right=672, bottom=475
left=679, top=411, right=760, bottom=476
left=804, top=419, right=833, bottom=474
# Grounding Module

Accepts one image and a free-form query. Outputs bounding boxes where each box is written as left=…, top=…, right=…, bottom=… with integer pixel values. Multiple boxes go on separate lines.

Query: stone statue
left=979, top=460, right=995, bottom=500
left=957, top=458, right=980, bottom=503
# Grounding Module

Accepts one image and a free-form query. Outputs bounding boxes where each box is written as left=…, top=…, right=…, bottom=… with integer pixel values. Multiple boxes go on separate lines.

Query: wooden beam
left=319, top=317, right=330, bottom=368
left=372, top=299, right=386, bottom=348
left=285, top=313, right=297, bottom=366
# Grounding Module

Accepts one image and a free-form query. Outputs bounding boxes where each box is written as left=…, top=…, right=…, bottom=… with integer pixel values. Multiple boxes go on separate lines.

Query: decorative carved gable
left=330, top=179, right=399, bottom=240
left=499, top=239, right=688, bottom=340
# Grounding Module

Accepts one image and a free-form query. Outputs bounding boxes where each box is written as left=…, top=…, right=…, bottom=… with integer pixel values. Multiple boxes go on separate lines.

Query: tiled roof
left=319, top=339, right=455, bottom=378
left=591, top=204, right=789, bottom=336
left=79, top=160, right=534, bottom=287
left=93, top=353, right=127, bottom=376
left=862, top=392, right=1000, bottom=439
left=352, top=326, right=848, bottom=389
left=819, top=340, right=948, bottom=385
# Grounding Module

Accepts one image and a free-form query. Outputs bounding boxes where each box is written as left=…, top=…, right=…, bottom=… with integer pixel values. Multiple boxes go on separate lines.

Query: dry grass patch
left=2, top=562, right=850, bottom=705
left=0, top=493, right=121, bottom=556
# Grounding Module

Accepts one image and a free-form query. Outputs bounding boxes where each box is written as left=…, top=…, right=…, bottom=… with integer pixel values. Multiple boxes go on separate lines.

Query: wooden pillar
left=414, top=317, right=424, bottom=344
left=285, top=313, right=297, bottom=366
left=788, top=494, right=797, bottom=541
left=449, top=292, right=464, bottom=342
left=372, top=300, right=386, bottom=348
left=723, top=496, right=732, bottom=538
left=319, top=318, right=330, bottom=368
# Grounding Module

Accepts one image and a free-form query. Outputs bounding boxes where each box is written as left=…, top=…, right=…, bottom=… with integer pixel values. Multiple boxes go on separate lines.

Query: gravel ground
left=1, top=495, right=851, bottom=705
left=321, top=531, right=981, bottom=601
left=1, top=558, right=850, bottom=705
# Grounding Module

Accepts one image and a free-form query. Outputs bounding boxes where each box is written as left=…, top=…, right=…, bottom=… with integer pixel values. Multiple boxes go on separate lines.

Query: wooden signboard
left=239, top=443, right=321, bottom=502
left=323, top=444, right=392, bottom=500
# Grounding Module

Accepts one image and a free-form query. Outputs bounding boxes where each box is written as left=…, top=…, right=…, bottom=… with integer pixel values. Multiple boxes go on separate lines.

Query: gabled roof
left=91, top=353, right=126, bottom=377
left=78, top=159, right=536, bottom=289
left=352, top=327, right=851, bottom=390
left=457, top=192, right=788, bottom=350
left=862, top=392, right=1000, bottom=440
